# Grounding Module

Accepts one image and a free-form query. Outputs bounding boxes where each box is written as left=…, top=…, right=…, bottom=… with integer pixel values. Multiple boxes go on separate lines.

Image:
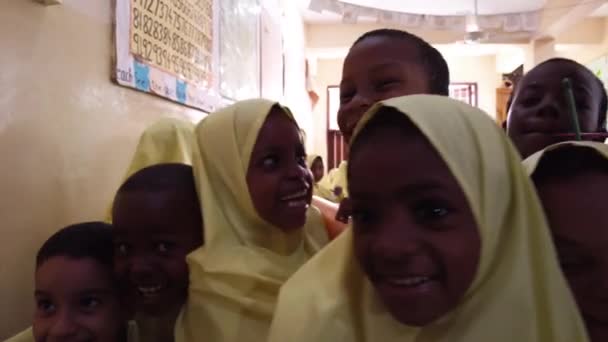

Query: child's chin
left=135, top=294, right=174, bottom=316
left=278, top=215, right=307, bottom=232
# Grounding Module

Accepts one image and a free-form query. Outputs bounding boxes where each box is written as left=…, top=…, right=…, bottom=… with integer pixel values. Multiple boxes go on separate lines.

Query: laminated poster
left=114, top=0, right=220, bottom=112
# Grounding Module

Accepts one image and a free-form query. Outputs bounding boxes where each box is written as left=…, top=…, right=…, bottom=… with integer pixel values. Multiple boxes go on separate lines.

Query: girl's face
left=311, top=158, right=324, bottom=183
left=338, top=36, right=431, bottom=143
left=348, top=122, right=480, bottom=326
left=536, top=171, right=608, bottom=342
left=247, top=108, right=313, bottom=231
left=506, top=61, right=604, bottom=158
left=33, top=257, right=124, bottom=342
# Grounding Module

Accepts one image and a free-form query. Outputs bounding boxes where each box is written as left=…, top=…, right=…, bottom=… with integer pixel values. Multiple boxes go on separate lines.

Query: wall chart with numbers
left=113, top=0, right=221, bottom=112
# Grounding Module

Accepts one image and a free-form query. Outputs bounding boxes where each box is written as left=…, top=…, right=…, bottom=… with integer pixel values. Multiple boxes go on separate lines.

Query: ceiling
left=298, top=0, right=547, bottom=23
left=591, top=3, right=608, bottom=17
left=338, top=0, right=546, bottom=16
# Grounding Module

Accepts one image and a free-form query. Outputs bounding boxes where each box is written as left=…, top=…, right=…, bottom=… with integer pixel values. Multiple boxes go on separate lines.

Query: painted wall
left=0, top=0, right=305, bottom=338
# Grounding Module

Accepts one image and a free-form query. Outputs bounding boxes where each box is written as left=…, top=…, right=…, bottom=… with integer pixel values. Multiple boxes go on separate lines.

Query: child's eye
left=115, top=243, right=129, bottom=256
left=413, top=200, right=451, bottom=223
left=80, top=297, right=101, bottom=312
left=557, top=252, right=591, bottom=273
left=156, top=242, right=172, bottom=254
left=261, top=155, right=279, bottom=170
left=296, top=154, right=307, bottom=167
left=351, top=207, right=376, bottom=227
left=36, top=299, right=56, bottom=315
left=340, top=91, right=355, bottom=104
left=377, top=79, right=400, bottom=91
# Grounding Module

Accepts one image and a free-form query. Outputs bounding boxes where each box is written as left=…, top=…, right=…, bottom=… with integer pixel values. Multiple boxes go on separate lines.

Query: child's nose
left=130, top=255, right=155, bottom=275
left=287, top=161, right=308, bottom=180
left=371, top=214, right=422, bottom=262
left=48, top=309, right=79, bottom=340
left=536, top=97, right=561, bottom=120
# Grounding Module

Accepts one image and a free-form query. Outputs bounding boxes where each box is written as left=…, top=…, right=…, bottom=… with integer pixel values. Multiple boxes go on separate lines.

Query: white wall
left=446, top=54, right=501, bottom=116
left=281, top=2, right=316, bottom=151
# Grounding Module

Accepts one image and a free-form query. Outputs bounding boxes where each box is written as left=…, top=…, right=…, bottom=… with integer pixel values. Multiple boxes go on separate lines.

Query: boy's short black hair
left=352, top=29, right=450, bottom=97
left=116, top=163, right=198, bottom=197
left=532, top=145, right=608, bottom=184
left=37, top=222, right=114, bottom=268
left=506, top=58, right=607, bottom=131
left=114, top=163, right=201, bottom=225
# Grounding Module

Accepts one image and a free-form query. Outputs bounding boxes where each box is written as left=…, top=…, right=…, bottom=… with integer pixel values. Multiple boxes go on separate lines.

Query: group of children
left=6, top=28, right=608, bottom=342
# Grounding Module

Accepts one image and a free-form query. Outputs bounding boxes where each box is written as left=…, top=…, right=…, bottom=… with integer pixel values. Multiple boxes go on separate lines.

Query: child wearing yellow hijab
left=174, top=99, right=329, bottom=342
left=525, top=142, right=608, bottom=342
left=108, top=117, right=201, bottom=342
left=267, top=95, right=588, bottom=342
left=105, top=117, right=197, bottom=221
left=307, top=154, right=325, bottom=186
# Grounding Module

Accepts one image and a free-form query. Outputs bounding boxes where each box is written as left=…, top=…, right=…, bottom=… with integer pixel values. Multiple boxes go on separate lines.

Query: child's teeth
left=287, top=199, right=307, bottom=207
left=389, top=276, right=430, bottom=286
left=138, top=285, right=162, bottom=296
left=282, top=189, right=308, bottom=200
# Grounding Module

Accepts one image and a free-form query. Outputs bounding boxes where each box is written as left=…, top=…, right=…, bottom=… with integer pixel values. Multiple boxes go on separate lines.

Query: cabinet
left=496, top=87, right=512, bottom=124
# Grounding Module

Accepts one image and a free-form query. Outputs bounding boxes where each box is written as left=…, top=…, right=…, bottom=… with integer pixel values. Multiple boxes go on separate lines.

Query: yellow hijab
left=174, top=99, right=328, bottom=342
left=267, top=95, right=588, bottom=342
left=523, top=141, right=608, bottom=174
left=105, top=118, right=197, bottom=221
left=316, top=161, right=347, bottom=202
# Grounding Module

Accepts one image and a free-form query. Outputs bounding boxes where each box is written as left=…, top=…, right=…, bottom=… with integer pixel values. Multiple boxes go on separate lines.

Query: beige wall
left=310, top=58, right=342, bottom=162
left=0, top=0, right=206, bottom=337
left=446, top=55, right=501, bottom=116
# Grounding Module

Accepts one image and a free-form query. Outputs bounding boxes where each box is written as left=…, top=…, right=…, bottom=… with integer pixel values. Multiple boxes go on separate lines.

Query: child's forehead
left=524, top=61, right=594, bottom=85
left=114, top=190, right=200, bottom=229
left=36, top=256, right=114, bottom=285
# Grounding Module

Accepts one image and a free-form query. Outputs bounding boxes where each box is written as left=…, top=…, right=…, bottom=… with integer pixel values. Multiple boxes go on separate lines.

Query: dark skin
left=335, top=36, right=433, bottom=223
left=310, top=157, right=324, bottom=183
left=536, top=171, right=608, bottom=342
left=506, top=60, right=604, bottom=158
left=112, top=189, right=202, bottom=318
left=247, top=108, right=313, bottom=231
left=347, top=123, right=480, bottom=326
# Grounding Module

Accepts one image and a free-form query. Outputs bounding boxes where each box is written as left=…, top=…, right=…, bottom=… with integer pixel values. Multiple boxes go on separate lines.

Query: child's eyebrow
left=351, top=181, right=448, bottom=200
left=77, top=288, right=115, bottom=296
left=572, top=85, right=593, bottom=97
left=553, top=236, right=583, bottom=250
left=368, top=62, right=402, bottom=74
left=521, top=83, right=543, bottom=91
left=34, top=290, right=50, bottom=297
